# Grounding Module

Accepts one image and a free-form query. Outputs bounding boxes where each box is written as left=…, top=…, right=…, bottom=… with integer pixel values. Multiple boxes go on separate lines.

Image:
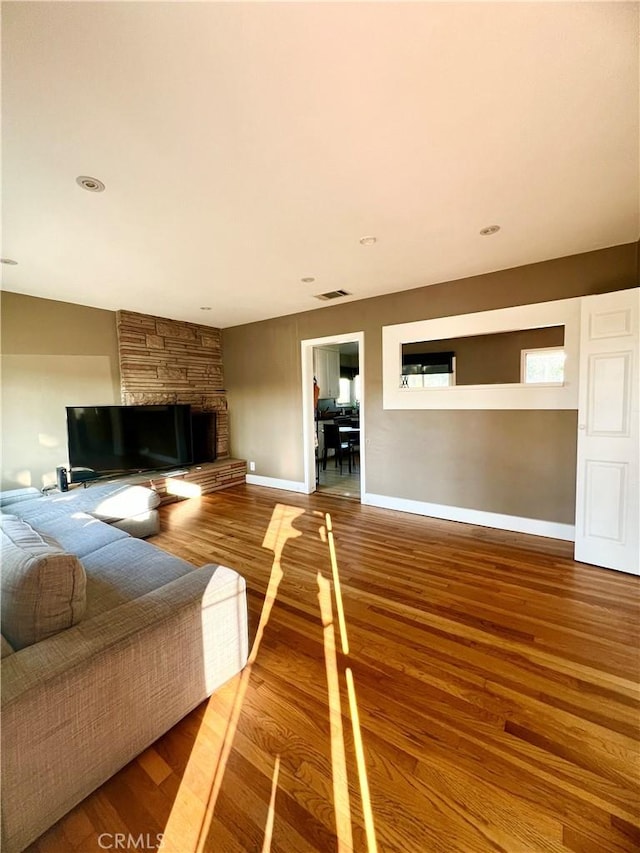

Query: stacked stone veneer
left=116, top=310, right=229, bottom=458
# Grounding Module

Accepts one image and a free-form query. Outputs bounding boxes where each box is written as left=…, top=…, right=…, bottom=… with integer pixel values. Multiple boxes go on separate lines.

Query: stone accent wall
left=116, top=310, right=229, bottom=458
left=144, top=459, right=248, bottom=504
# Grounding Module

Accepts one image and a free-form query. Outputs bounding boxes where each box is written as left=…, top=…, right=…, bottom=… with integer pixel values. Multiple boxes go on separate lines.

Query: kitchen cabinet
left=313, top=346, right=340, bottom=400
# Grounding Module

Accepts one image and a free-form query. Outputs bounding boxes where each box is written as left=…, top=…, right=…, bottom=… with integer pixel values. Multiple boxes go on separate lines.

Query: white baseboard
left=245, top=474, right=308, bottom=493
left=363, top=492, right=575, bottom=541
left=243, top=479, right=575, bottom=541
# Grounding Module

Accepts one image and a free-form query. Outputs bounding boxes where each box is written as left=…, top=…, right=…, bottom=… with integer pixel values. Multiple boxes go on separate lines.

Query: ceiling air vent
left=314, top=289, right=351, bottom=301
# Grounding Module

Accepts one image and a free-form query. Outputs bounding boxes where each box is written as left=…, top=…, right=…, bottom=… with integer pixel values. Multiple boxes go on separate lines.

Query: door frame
left=301, top=331, right=365, bottom=496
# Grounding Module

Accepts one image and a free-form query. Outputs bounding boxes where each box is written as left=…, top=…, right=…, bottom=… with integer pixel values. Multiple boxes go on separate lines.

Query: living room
left=2, top=2, right=639, bottom=852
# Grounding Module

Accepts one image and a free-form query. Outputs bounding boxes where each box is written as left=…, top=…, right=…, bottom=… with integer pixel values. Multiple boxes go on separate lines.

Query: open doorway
left=316, top=341, right=360, bottom=499
left=301, top=332, right=365, bottom=500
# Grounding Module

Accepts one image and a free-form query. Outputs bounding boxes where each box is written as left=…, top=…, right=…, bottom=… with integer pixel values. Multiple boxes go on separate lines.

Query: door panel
left=584, top=460, right=626, bottom=542
left=587, top=352, right=631, bottom=435
left=575, top=288, right=639, bottom=574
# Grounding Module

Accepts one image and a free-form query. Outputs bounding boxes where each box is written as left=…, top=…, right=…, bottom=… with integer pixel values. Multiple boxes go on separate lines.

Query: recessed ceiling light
left=76, top=176, right=105, bottom=193
left=359, top=236, right=377, bottom=246
left=301, top=277, right=315, bottom=283
left=479, top=225, right=500, bottom=236
left=0, top=258, right=18, bottom=265
left=200, top=306, right=212, bottom=311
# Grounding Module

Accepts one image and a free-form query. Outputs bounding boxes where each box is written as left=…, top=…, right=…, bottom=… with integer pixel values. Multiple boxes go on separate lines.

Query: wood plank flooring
left=317, top=459, right=361, bottom=500
left=28, top=485, right=640, bottom=853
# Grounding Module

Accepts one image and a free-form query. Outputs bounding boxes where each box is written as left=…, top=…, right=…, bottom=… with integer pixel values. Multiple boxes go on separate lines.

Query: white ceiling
left=1, top=2, right=638, bottom=329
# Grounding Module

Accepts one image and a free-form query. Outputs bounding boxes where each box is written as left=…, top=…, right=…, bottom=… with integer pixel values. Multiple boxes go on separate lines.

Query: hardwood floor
left=29, top=485, right=640, bottom=853
left=317, top=458, right=360, bottom=500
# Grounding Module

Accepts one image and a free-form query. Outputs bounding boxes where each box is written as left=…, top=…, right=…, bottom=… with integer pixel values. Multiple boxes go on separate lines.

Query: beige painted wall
left=223, top=242, right=639, bottom=524
left=1, top=293, right=120, bottom=490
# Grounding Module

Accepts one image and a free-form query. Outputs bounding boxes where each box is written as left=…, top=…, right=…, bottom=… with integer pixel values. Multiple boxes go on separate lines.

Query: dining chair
left=322, top=423, right=351, bottom=473
left=347, top=428, right=360, bottom=472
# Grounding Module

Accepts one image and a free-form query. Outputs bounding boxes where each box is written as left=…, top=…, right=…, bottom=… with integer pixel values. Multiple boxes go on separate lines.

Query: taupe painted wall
left=1, top=292, right=120, bottom=489
left=223, top=242, right=639, bottom=524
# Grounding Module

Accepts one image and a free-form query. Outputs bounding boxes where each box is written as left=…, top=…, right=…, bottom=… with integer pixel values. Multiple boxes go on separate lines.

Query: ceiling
left=1, top=2, right=638, bottom=329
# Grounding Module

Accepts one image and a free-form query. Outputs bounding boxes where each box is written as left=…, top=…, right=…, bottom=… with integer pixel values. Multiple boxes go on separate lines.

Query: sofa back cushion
left=0, top=515, right=86, bottom=650
left=0, top=487, right=42, bottom=507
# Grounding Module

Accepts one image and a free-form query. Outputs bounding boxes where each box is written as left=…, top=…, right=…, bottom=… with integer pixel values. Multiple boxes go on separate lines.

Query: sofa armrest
left=1, top=564, right=248, bottom=853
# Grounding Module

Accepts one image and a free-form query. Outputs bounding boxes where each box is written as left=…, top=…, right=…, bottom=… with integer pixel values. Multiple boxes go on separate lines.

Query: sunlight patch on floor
left=159, top=503, right=378, bottom=853
left=318, top=569, right=354, bottom=852
left=325, top=512, right=350, bottom=655
left=261, top=754, right=281, bottom=853
left=346, top=667, right=378, bottom=853
left=323, top=511, right=378, bottom=853
left=165, top=478, right=202, bottom=499
left=161, top=503, right=303, bottom=852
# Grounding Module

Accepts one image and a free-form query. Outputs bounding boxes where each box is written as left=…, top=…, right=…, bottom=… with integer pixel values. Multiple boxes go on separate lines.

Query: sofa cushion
left=6, top=482, right=159, bottom=517
left=28, top=512, right=129, bottom=558
left=0, top=516, right=86, bottom=650
left=111, top=510, right=159, bottom=539
left=0, top=513, right=59, bottom=548
left=4, top=482, right=161, bottom=533
left=4, top=500, right=76, bottom=527
left=81, top=538, right=196, bottom=618
left=0, top=487, right=42, bottom=507
left=54, top=483, right=161, bottom=520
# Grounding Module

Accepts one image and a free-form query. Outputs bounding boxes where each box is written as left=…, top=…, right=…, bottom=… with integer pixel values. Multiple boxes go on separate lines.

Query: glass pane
left=423, top=373, right=451, bottom=387
left=524, top=350, right=565, bottom=384
left=405, top=374, right=423, bottom=388
left=336, top=377, right=351, bottom=404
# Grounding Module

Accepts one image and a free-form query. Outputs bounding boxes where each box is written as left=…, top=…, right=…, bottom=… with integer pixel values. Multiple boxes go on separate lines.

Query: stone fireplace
left=116, top=310, right=229, bottom=460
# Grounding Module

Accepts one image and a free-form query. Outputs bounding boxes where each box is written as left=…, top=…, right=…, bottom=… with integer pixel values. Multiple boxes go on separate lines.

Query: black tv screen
left=66, top=404, right=193, bottom=480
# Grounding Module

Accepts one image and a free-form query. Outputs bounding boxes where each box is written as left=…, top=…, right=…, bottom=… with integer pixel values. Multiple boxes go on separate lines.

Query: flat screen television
left=66, top=404, right=194, bottom=482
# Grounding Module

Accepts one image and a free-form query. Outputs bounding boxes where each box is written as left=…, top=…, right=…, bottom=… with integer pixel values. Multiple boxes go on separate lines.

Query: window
left=354, top=374, right=361, bottom=402
left=382, top=296, right=580, bottom=410
left=336, top=377, right=351, bottom=405
left=521, top=347, right=566, bottom=384
left=401, top=351, right=455, bottom=388
left=423, top=372, right=453, bottom=387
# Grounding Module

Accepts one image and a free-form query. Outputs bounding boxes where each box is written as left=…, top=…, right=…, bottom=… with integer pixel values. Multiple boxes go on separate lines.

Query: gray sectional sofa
left=0, top=482, right=249, bottom=853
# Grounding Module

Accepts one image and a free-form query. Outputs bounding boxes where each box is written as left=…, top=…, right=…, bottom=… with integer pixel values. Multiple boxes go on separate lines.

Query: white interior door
left=574, top=288, right=639, bottom=574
